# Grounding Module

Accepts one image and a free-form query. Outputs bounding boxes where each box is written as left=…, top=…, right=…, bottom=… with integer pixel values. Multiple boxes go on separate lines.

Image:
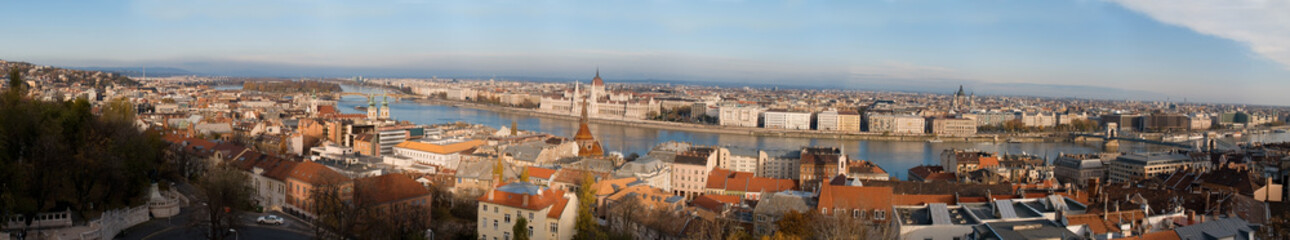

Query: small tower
left=379, top=95, right=391, bottom=120
left=366, top=94, right=378, bottom=120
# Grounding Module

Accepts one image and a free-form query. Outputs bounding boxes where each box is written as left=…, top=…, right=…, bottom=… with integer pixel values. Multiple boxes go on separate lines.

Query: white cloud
left=1111, top=0, right=1290, bottom=68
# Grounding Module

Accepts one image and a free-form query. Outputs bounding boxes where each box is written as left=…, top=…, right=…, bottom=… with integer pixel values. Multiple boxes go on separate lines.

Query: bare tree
left=809, top=214, right=893, bottom=240
left=309, top=175, right=357, bottom=240
left=197, top=166, right=254, bottom=240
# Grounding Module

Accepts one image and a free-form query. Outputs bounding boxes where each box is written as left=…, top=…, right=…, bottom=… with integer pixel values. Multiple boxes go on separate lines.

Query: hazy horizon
left=3, top=0, right=1288, bottom=105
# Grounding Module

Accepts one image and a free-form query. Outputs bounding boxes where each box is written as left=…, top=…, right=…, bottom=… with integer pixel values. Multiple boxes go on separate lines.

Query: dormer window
left=853, top=209, right=864, bottom=219
left=821, top=208, right=828, bottom=215
left=834, top=208, right=843, bottom=216
left=874, top=210, right=887, bottom=220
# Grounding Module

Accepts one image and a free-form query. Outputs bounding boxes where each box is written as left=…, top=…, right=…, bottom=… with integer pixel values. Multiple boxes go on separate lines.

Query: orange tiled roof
left=692, top=194, right=741, bottom=212
left=591, top=178, right=639, bottom=196
left=893, top=194, right=955, bottom=205
left=1112, top=231, right=1181, bottom=240
left=477, top=183, right=571, bottom=219
left=355, top=174, right=431, bottom=206
left=288, top=161, right=350, bottom=186
left=818, top=185, right=893, bottom=216
left=525, top=166, right=557, bottom=180
left=705, top=168, right=796, bottom=193
left=395, top=140, right=486, bottom=155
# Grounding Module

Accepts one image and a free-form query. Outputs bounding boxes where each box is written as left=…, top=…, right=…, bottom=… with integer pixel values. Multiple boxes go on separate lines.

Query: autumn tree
left=774, top=210, right=813, bottom=239
left=572, top=173, right=604, bottom=240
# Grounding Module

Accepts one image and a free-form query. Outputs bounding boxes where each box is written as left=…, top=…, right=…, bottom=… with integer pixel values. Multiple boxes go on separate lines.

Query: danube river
left=275, top=84, right=1289, bottom=180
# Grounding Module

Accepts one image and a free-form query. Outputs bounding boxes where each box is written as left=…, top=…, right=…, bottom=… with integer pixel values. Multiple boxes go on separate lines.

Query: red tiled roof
left=355, top=174, right=431, bottom=206
left=818, top=185, right=893, bottom=216
left=525, top=166, right=557, bottom=180
left=288, top=161, right=350, bottom=186
left=692, top=194, right=741, bottom=213
left=553, top=168, right=609, bottom=185
left=892, top=194, right=955, bottom=205
left=477, top=183, right=571, bottom=219
left=705, top=168, right=796, bottom=193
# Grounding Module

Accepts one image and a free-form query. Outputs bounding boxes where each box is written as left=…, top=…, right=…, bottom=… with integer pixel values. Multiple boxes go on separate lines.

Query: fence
left=3, top=209, right=74, bottom=230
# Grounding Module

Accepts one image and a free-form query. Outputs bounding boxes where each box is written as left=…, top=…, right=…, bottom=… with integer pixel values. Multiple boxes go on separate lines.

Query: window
left=529, top=212, right=534, bottom=220
left=874, top=210, right=886, bottom=220
left=503, top=232, right=510, bottom=240
left=528, top=226, right=534, bottom=237
left=505, top=214, right=511, bottom=223
left=482, top=205, right=487, bottom=211
left=821, top=208, right=828, bottom=215
left=834, top=208, right=843, bottom=216
left=852, top=209, right=863, bottom=218
left=550, top=223, right=558, bottom=232
left=493, top=220, right=498, bottom=229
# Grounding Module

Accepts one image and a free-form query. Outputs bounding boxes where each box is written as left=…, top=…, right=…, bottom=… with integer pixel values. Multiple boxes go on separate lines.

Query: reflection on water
left=335, top=85, right=1287, bottom=179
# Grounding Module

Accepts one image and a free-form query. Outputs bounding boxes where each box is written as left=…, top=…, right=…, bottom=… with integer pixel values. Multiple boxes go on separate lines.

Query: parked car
left=256, top=215, right=284, bottom=225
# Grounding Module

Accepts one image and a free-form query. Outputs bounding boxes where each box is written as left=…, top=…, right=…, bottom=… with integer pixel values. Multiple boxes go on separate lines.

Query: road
left=116, top=180, right=314, bottom=240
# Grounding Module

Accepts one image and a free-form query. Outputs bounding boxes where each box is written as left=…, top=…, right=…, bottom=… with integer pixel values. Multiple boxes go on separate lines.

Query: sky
left=1, top=0, right=1288, bottom=106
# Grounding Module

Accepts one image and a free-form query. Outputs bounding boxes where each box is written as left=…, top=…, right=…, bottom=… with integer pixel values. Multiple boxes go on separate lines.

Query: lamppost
left=228, top=228, right=239, bottom=240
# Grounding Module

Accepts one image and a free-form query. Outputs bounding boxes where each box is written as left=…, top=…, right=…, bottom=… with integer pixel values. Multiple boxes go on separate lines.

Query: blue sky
left=2, top=0, right=1288, bottom=105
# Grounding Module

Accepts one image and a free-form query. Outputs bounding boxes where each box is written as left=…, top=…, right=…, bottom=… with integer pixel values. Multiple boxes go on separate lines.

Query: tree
left=774, top=210, right=812, bottom=239
left=197, top=166, right=254, bottom=240
left=7, top=68, right=24, bottom=97
left=310, top=176, right=358, bottom=240
left=513, top=216, right=530, bottom=240
left=519, top=168, right=530, bottom=183
left=572, top=173, right=603, bottom=240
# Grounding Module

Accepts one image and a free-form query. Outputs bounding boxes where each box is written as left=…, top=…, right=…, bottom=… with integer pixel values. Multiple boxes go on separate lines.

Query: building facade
left=718, top=105, right=766, bottom=128
left=763, top=110, right=812, bottom=130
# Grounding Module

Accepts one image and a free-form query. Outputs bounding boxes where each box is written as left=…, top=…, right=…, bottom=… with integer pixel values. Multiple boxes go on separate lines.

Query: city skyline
left=2, top=0, right=1288, bottom=105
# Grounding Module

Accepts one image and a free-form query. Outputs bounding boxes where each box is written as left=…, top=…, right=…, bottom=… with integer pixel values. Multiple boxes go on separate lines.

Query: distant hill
left=70, top=67, right=199, bottom=78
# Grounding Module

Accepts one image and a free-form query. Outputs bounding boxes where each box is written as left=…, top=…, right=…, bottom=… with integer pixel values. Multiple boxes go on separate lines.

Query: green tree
left=512, top=216, right=530, bottom=240
left=572, top=173, right=603, bottom=240
left=6, top=68, right=24, bottom=97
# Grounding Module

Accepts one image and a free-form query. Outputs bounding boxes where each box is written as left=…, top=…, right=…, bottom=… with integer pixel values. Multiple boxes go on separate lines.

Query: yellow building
left=478, top=182, right=578, bottom=240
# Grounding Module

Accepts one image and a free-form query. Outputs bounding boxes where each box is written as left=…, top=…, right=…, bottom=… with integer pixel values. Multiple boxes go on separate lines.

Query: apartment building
left=869, top=114, right=926, bottom=134
left=718, top=105, right=765, bottom=127
left=764, top=110, right=812, bottom=130
left=478, top=182, right=578, bottom=240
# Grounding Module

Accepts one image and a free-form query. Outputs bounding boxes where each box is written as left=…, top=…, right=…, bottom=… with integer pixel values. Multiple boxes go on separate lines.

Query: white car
left=256, top=215, right=284, bottom=225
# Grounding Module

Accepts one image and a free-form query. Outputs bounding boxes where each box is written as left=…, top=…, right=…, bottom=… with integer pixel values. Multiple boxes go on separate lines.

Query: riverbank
left=414, top=98, right=1058, bottom=143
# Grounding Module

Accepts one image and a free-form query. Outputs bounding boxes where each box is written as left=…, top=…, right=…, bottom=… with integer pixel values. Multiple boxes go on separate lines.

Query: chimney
left=523, top=194, right=530, bottom=207
left=488, top=189, right=495, bottom=201
left=1188, top=210, right=1195, bottom=223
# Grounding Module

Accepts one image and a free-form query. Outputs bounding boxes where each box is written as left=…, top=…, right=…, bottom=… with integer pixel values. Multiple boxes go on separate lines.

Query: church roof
left=592, top=69, right=604, bottom=86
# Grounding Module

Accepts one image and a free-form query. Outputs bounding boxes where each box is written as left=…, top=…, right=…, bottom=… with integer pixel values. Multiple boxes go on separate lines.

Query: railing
left=3, top=209, right=73, bottom=230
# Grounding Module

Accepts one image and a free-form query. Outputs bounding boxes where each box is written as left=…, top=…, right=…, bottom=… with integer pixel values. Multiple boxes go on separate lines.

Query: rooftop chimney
left=523, top=194, right=530, bottom=207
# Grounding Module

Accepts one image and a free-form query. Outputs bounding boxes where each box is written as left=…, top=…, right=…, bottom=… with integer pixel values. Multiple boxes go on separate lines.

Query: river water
left=299, top=85, right=1290, bottom=179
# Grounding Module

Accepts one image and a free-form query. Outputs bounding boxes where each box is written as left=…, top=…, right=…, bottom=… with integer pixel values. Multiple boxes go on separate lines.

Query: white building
left=384, top=139, right=486, bottom=171
left=718, top=105, right=766, bottom=127
left=764, top=110, right=812, bottom=130
left=868, top=115, right=926, bottom=134
left=817, top=110, right=841, bottom=131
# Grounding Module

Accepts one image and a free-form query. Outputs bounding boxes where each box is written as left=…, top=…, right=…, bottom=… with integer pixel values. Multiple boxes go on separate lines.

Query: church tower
left=574, top=97, right=604, bottom=157
left=379, top=95, right=391, bottom=120
left=590, top=69, right=604, bottom=117
left=367, top=94, right=378, bottom=120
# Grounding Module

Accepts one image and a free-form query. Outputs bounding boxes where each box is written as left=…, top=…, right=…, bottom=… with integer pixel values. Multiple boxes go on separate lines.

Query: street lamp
left=228, top=228, right=239, bottom=240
